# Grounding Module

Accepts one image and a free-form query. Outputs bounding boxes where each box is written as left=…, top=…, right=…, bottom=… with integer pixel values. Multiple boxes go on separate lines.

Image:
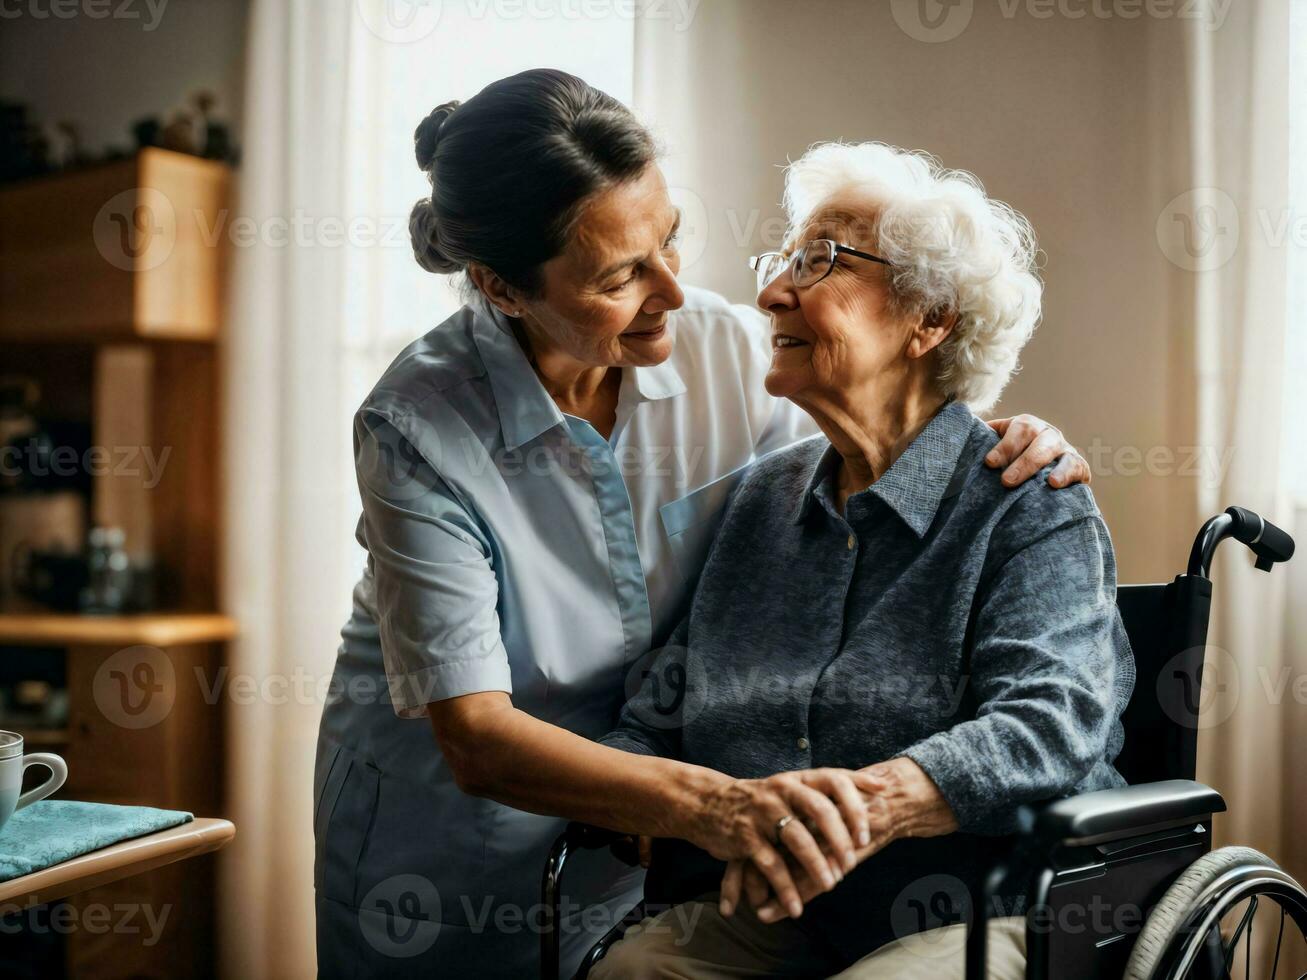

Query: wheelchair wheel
left=1124, top=846, right=1307, bottom=980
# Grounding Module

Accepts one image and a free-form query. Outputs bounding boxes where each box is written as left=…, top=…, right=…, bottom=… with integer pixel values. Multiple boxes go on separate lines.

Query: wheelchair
left=541, top=506, right=1306, bottom=980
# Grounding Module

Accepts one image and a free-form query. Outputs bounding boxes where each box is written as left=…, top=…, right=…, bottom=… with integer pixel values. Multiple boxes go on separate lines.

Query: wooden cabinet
left=0, top=148, right=230, bottom=343
left=64, top=640, right=224, bottom=805
left=0, top=616, right=235, bottom=978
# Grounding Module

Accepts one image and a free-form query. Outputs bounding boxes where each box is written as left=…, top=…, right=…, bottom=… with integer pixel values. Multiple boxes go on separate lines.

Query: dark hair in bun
left=415, top=100, right=459, bottom=173
left=408, top=69, right=656, bottom=294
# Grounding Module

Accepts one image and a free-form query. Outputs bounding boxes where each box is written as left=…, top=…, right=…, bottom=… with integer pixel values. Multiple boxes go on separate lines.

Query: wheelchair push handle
left=1187, top=506, right=1295, bottom=578
left=1225, top=506, right=1295, bottom=570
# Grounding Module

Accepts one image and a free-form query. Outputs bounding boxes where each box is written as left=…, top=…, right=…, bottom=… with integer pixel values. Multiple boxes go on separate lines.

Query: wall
left=0, top=0, right=249, bottom=157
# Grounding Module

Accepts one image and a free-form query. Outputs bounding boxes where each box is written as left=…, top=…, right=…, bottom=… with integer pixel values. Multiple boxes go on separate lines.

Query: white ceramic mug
left=0, top=731, right=68, bottom=834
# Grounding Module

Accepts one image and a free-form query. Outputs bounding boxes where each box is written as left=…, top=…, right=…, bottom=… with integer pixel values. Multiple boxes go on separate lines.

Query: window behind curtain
left=339, top=0, right=636, bottom=410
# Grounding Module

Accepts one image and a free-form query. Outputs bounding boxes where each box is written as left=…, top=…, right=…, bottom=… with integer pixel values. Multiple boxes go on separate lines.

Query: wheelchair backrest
left=1113, top=577, right=1213, bottom=785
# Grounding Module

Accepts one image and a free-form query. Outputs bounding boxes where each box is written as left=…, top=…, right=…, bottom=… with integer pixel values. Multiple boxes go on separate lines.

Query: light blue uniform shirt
left=314, top=288, right=813, bottom=978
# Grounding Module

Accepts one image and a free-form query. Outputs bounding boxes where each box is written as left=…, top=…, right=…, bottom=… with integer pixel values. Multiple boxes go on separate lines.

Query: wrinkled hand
left=985, top=414, right=1090, bottom=489
left=721, top=759, right=959, bottom=923
left=692, top=768, right=883, bottom=920
left=720, top=777, right=896, bottom=923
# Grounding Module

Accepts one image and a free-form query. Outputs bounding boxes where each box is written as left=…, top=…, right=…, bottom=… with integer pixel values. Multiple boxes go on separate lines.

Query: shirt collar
left=631, top=351, right=687, bottom=402
left=627, top=318, right=690, bottom=402
left=471, top=305, right=565, bottom=451
left=791, top=400, right=976, bottom=537
left=471, top=305, right=687, bottom=450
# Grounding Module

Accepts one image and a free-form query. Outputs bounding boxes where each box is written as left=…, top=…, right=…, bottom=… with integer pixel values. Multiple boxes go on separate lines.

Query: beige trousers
left=588, top=894, right=1026, bottom=980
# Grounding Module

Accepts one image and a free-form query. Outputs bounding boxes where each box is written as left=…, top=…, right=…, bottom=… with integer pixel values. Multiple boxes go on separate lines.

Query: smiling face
left=758, top=191, right=948, bottom=418
left=511, top=165, right=684, bottom=369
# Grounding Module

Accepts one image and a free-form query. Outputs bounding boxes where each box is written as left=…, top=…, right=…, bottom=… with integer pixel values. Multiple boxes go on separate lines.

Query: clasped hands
left=682, top=758, right=957, bottom=924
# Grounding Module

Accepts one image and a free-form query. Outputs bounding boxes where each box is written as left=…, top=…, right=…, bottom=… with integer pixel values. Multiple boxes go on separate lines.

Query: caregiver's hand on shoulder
left=985, top=413, right=1091, bottom=489
left=722, top=758, right=959, bottom=923
left=691, top=768, right=883, bottom=920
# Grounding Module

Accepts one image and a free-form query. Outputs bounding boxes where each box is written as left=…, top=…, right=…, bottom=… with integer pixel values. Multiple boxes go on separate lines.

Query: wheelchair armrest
left=966, top=780, right=1225, bottom=980
left=1028, top=779, right=1225, bottom=846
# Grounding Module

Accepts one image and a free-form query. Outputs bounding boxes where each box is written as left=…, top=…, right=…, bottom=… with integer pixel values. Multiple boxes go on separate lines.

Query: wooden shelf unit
left=0, top=150, right=234, bottom=980
left=0, top=612, right=237, bottom=648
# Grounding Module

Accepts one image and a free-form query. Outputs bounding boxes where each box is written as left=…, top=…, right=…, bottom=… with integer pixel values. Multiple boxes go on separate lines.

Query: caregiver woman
left=313, top=68, right=1089, bottom=979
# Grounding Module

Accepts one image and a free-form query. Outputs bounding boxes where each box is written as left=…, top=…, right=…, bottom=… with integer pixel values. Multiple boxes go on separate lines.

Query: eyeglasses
left=748, top=239, right=892, bottom=293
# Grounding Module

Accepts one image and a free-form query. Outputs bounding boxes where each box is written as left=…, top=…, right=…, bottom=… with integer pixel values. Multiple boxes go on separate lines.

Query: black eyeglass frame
left=748, top=239, right=893, bottom=291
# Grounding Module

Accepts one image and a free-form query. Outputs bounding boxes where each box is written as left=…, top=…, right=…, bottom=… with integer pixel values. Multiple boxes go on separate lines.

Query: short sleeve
left=354, top=409, right=512, bottom=718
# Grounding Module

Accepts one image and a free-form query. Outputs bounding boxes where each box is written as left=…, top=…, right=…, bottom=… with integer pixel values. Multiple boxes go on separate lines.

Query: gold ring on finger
left=773, top=814, right=794, bottom=845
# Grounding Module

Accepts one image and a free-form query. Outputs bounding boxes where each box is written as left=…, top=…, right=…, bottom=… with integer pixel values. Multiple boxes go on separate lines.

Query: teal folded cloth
left=0, top=801, right=193, bottom=882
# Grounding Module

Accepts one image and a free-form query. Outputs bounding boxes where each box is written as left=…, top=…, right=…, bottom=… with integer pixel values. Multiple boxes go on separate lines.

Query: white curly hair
left=781, top=142, right=1042, bottom=413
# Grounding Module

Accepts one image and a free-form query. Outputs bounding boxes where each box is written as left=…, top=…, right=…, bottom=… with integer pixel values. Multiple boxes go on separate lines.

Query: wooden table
left=0, top=817, right=234, bottom=910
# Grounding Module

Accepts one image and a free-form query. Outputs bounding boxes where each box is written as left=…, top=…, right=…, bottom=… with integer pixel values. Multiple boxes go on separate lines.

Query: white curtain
left=220, top=2, right=634, bottom=976
left=219, top=4, right=361, bottom=977
left=1184, top=0, right=1306, bottom=974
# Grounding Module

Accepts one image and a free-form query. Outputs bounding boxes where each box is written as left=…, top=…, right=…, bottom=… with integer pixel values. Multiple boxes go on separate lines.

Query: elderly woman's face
left=524, top=165, right=685, bottom=368
left=757, top=193, right=930, bottom=406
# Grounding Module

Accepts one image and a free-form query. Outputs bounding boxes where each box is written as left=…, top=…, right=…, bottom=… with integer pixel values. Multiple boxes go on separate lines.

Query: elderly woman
left=591, top=143, right=1135, bottom=979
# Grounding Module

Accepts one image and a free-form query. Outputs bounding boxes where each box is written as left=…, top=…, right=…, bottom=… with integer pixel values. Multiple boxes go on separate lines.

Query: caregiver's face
left=526, top=165, right=684, bottom=367
left=757, top=193, right=918, bottom=404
